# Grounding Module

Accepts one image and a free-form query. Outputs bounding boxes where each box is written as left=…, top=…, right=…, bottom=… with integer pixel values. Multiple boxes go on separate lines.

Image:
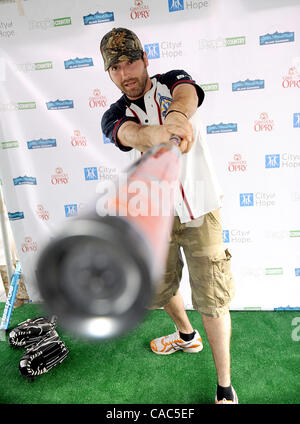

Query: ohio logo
left=265, top=154, right=280, bottom=168
left=228, top=154, right=247, bottom=172
left=64, top=204, right=78, bottom=217
left=13, top=176, right=37, bottom=186
left=254, top=112, right=274, bottom=132
left=36, top=204, right=49, bottom=221
left=232, top=79, right=265, bottom=91
left=260, top=31, right=294, bottom=45
left=8, top=211, right=24, bottom=221
left=46, top=99, right=74, bottom=110
left=294, top=113, right=300, bottom=128
left=51, top=168, right=69, bottom=185
left=71, top=130, right=87, bottom=147
left=207, top=122, right=237, bottom=134
left=21, top=237, right=37, bottom=253
left=282, top=66, right=300, bottom=88
left=83, top=11, right=114, bottom=25
left=144, top=43, right=160, bottom=59
left=84, top=167, right=99, bottom=181
left=159, top=94, right=172, bottom=117
left=27, top=138, right=57, bottom=149
left=89, top=89, right=107, bottom=108
left=130, top=1, right=150, bottom=19
left=64, top=57, right=94, bottom=69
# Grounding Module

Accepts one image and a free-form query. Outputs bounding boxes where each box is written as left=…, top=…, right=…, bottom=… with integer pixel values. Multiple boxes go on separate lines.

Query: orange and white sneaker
left=150, top=329, right=203, bottom=355
left=215, top=387, right=238, bottom=404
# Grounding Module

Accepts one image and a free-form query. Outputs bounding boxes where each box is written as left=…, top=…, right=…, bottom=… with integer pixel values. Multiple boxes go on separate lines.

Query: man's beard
left=121, top=68, right=149, bottom=99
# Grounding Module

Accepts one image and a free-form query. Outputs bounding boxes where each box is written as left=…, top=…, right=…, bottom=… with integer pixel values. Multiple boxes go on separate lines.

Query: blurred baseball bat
left=36, top=136, right=182, bottom=340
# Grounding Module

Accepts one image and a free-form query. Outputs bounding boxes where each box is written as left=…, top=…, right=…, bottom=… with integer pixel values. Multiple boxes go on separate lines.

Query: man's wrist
left=165, top=109, right=188, bottom=119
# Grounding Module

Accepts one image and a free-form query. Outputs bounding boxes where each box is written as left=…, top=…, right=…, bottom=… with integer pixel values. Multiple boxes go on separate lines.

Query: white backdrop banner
left=0, top=0, right=300, bottom=311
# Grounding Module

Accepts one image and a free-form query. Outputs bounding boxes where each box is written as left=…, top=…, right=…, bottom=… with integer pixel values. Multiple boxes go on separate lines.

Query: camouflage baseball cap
left=100, top=27, right=144, bottom=71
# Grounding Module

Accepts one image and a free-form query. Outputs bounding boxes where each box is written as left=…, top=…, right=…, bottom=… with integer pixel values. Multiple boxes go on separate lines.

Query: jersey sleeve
left=101, top=98, right=139, bottom=152
left=158, top=70, right=205, bottom=107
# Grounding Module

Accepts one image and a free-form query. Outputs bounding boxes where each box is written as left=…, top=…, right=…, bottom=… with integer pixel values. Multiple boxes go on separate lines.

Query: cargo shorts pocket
left=211, top=248, right=235, bottom=308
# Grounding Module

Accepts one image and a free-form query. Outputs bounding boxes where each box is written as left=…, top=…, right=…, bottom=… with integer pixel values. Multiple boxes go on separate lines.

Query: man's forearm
left=166, top=84, right=199, bottom=120
left=118, top=122, right=163, bottom=152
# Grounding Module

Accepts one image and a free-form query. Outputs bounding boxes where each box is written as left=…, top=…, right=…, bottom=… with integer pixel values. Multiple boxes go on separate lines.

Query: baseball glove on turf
left=8, top=316, right=57, bottom=349
left=19, top=329, right=69, bottom=379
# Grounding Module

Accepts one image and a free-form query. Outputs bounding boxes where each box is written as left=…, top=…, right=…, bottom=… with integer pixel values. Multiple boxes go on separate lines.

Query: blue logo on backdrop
left=206, top=123, right=238, bottom=134
left=232, top=79, right=265, bottom=91
left=265, top=154, right=280, bottom=168
left=84, top=167, right=99, bottom=181
left=223, top=230, right=230, bottom=243
left=46, top=99, right=74, bottom=110
left=103, top=133, right=111, bottom=144
left=295, top=268, right=300, bottom=277
left=293, top=113, right=300, bottom=128
left=144, top=43, right=160, bottom=59
left=168, top=0, right=184, bottom=12
left=64, top=57, right=94, bottom=69
left=64, top=204, right=78, bottom=217
left=27, top=138, right=57, bottom=149
left=13, top=176, right=37, bottom=185
left=260, top=31, right=294, bottom=45
left=83, top=11, right=114, bottom=25
left=240, top=193, right=254, bottom=207
left=8, top=211, right=24, bottom=221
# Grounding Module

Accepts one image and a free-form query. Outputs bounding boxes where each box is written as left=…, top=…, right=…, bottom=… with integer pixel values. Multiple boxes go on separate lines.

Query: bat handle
left=169, top=134, right=181, bottom=146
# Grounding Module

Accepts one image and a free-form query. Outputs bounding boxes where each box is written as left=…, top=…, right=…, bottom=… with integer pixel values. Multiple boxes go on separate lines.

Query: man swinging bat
left=100, top=27, right=238, bottom=404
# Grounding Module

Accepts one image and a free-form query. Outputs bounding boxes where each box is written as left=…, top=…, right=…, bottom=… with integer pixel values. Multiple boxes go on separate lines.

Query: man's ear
left=143, top=51, right=149, bottom=67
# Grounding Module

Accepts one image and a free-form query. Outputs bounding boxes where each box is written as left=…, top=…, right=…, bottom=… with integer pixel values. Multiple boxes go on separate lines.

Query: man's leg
left=201, top=311, right=232, bottom=387
left=164, top=291, right=194, bottom=334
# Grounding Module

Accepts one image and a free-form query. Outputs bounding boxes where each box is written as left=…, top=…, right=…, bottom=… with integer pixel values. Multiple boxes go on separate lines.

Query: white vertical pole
left=0, top=184, right=14, bottom=284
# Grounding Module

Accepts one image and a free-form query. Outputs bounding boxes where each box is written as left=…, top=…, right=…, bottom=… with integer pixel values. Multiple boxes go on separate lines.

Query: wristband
left=165, top=109, right=188, bottom=119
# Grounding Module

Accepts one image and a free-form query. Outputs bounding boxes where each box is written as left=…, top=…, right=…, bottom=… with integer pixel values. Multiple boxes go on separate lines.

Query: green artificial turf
left=0, top=302, right=299, bottom=404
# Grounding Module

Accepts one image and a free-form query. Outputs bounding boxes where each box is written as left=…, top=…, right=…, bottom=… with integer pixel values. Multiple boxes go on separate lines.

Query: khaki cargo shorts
left=150, top=209, right=235, bottom=318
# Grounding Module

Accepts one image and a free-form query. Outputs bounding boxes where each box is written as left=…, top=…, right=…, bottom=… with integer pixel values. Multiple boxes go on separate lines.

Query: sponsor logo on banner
left=36, top=205, right=50, bottom=221
left=103, top=133, right=111, bottom=144
left=200, top=83, right=219, bottom=92
left=71, top=130, right=87, bottom=147
left=199, top=36, right=245, bottom=50
left=265, top=268, right=283, bottom=275
left=130, top=0, right=150, bottom=19
left=168, top=0, right=209, bottom=12
left=158, top=94, right=172, bottom=117
left=295, top=268, right=300, bottom=277
left=29, top=17, right=72, bottom=30
left=254, top=112, right=274, bottom=132
left=228, top=154, right=247, bottom=172
left=13, top=176, right=37, bottom=186
left=0, top=20, right=15, bottom=39
left=265, top=154, right=280, bottom=168
left=265, top=153, right=300, bottom=168
left=1, top=140, right=19, bottom=150
left=240, top=192, right=276, bottom=207
left=64, top=204, right=78, bottom=217
left=83, top=11, right=114, bottom=25
left=144, top=43, right=160, bottom=59
left=13, top=61, right=53, bottom=73
left=290, top=230, right=300, bottom=238
left=21, top=237, right=37, bottom=253
left=84, top=167, right=99, bottom=181
left=223, top=229, right=252, bottom=244
left=46, top=99, right=74, bottom=110
left=8, top=211, right=24, bottom=221
left=293, top=113, right=300, bottom=127
left=64, top=57, right=94, bottom=69
left=260, top=31, right=294, bottom=45
left=51, top=168, right=69, bottom=185
left=265, top=230, right=300, bottom=240
left=89, top=89, right=107, bottom=108
left=98, top=166, right=118, bottom=181
left=232, top=79, right=265, bottom=91
left=27, top=138, right=57, bottom=149
left=0, top=101, right=36, bottom=112
left=282, top=66, right=300, bottom=88
left=207, top=122, right=237, bottom=134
